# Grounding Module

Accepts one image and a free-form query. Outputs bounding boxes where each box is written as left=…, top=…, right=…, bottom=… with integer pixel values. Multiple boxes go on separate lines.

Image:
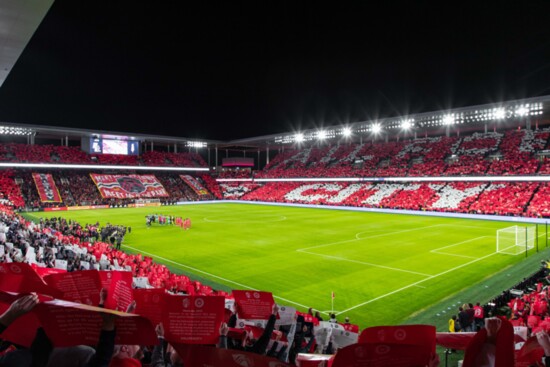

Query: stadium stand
left=2, top=126, right=550, bottom=365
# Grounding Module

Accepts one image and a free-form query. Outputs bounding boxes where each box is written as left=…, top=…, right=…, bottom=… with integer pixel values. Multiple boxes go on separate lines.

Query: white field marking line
left=439, top=224, right=499, bottom=230
left=122, top=244, right=310, bottom=310
left=339, top=250, right=498, bottom=314
left=298, top=249, right=433, bottom=277
left=354, top=224, right=446, bottom=240
left=297, top=224, right=446, bottom=253
left=203, top=216, right=287, bottom=223
left=429, top=236, right=488, bottom=259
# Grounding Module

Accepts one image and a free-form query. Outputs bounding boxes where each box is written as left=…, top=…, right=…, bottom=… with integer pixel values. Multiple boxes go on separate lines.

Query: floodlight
left=294, top=133, right=304, bottom=143
left=515, top=106, right=529, bottom=117
left=372, top=124, right=382, bottom=133
left=493, top=108, right=505, bottom=120
left=342, top=127, right=352, bottom=137
left=443, top=115, right=454, bottom=125
left=317, top=130, right=327, bottom=140
left=401, top=120, right=412, bottom=130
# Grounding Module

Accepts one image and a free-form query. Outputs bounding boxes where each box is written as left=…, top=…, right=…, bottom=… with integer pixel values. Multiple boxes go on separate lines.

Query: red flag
left=332, top=291, right=335, bottom=299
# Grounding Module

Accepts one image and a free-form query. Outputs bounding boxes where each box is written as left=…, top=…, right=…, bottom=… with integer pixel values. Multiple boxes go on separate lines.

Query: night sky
left=0, top=1, right=549, bottom=141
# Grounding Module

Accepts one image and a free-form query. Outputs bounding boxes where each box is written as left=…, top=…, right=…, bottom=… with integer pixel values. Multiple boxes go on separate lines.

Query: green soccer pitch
left=24, top=203, right=550, bottom=329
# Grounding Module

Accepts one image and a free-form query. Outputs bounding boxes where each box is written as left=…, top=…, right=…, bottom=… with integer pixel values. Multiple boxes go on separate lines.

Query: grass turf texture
left=24, top=203, right=550, bottom=330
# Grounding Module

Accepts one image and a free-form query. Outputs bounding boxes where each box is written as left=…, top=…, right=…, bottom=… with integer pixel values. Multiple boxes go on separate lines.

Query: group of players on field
left=145, top=214, right=191, bottom=230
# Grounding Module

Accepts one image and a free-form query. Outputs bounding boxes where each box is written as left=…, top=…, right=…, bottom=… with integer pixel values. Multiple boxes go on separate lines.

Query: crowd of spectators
left=0, top=144, right=207, bottom=168
left=231, top=181, right=550, bottom=218
left=254, top=128, right=549, bottom=179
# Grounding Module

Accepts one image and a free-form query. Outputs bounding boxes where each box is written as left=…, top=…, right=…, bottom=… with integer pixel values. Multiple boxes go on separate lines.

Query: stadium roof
left=0, top=0, right=54, bottom=87
left=0, top=95, right=548, bottom=151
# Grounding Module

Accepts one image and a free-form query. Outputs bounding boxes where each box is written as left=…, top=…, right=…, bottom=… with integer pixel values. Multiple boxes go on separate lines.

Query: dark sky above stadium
left=0, top=1, right=549, bottom=141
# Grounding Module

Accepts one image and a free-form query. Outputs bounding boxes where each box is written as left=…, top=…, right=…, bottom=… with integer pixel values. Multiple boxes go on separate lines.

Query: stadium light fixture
left=401, top=120, right=413, bottom=130
left=372, top=124, right=382, bottom=134
left=186, top=141, right=207, bottom=148
left=515, top=106, right=529, bottom=117
left=443, top=115, right=454, bottom=125
left=493, top=108, right=506, bottom=120
left=0, top=126, right=33, bottom=136
left=342, top=127, right=352, bottom=137
left=294, top=133, right=304, bottom=143
left=317, top=130, right=327, bottom=140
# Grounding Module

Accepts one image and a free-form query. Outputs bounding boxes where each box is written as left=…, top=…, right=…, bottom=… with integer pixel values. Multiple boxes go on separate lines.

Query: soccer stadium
left=1, top=2, right=550, bottom=367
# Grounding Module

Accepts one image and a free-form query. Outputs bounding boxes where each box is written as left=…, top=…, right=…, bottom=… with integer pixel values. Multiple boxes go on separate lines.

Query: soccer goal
left=496, top=225, right=536, bottom=255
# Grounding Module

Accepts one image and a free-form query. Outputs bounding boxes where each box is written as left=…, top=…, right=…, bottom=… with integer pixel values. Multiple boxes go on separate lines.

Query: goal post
left=496, top=225, right=536, bottom=255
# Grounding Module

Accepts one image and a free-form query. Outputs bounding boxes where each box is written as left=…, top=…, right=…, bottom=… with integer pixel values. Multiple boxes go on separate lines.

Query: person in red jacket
left=473, top=302, right=484, bottom=331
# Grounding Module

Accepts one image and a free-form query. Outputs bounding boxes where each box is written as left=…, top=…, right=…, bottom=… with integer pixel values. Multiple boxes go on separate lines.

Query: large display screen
left=89, top=138, right=139, bottom=155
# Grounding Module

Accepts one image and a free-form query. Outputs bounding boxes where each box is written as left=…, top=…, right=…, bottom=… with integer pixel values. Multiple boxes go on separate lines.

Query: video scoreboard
left=82, top=136, right=140, bottom=155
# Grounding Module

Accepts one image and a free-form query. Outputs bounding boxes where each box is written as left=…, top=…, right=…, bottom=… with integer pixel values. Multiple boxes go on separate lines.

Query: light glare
left=493, top=108, right=505, bottom=119
left=516, top=106, right=529, bottom=117
left=443, top=115, right=454, bottom=125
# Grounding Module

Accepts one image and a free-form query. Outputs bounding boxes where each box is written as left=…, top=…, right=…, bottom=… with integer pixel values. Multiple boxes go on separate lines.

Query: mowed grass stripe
left=25, top=203, right=544, bottom=328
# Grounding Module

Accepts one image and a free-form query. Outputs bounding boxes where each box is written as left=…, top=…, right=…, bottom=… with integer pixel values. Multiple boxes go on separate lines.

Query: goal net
left=496, top=225, right=536, bottom=255
left=134, top=198, right=161, bottom=207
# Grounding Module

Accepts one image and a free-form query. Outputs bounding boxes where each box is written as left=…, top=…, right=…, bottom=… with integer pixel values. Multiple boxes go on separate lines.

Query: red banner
left=44, top=270, right=134, bottom=310
left=343, top=325, right=436, bottom=367
left=0, top=263, right=61, bottom=298
left=180, top=175, right=209, bottom=195
left=0, top=292, right=156, bottom=348
left=133, top=288, right=167, bottom=326
left=163, top=295, right=225, bottom=344
left=435, top=332, right=475, bottom=350
left=44, top=207, right=67, bottom=212
left=0, top=292, right=44, bottom=348
left=233, top=290, right=275, bottom=320
left=332, top=343, right=432, bottom=367
left=296, top=353, right=334, bottom=367
left=31, top=264, right=67, bottom=278
left=44, top=270, right=102, bottom=306
left=173, top=344, right=292, bottom=367
left=516, top=336, right=545, bottom=365
left=40, top=300, right=156, bottom=347
left=98, top=271, right=133, bottom=311
left=32, top=173, right=62, bottom=202
left=90, top=174, right=168, bottom=199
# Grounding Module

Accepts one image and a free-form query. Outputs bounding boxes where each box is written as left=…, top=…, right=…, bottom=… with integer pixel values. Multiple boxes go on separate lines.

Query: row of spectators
left=255, top=129, right=550, bottom=178
left=222, top=181, right=550, bottom=218
left=0, top=143, right=207, bottom=167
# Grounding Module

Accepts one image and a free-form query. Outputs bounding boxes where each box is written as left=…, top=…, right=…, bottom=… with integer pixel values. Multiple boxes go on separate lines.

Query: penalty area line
left=339, top=250, right=499, bottom=314
left=122, top=244, right=312, bottom=310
